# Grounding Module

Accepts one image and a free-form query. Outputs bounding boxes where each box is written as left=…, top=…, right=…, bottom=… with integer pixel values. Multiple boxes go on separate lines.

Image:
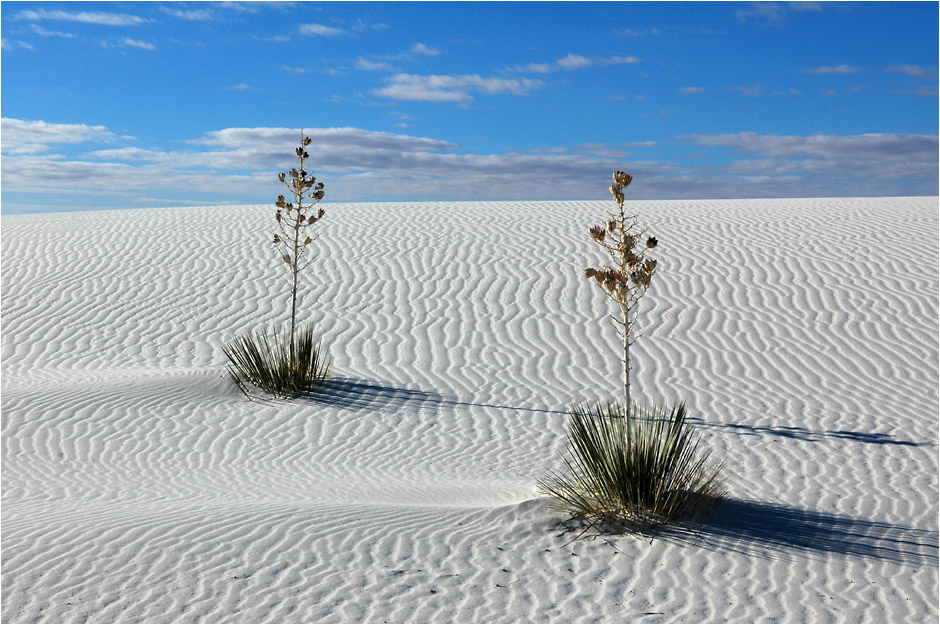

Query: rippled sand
left=2, top=198, right=937, bottom=623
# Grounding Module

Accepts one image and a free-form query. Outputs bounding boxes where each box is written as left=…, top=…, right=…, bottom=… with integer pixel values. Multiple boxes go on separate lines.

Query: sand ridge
left=2, top=198, right=938, bottom=623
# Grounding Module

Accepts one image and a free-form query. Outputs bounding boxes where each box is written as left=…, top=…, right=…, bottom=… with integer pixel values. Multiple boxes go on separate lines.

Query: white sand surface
left=2, top=197, right=938, bottom=623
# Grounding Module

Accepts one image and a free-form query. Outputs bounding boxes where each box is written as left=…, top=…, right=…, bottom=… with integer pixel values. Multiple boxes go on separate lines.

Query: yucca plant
left=585, top=170, right=658, bottom=412
left=224, top=129, right=331, bottom=400
left=223, top=323, right=331, bottom=399
left=539, top=401, right=724, bottom=530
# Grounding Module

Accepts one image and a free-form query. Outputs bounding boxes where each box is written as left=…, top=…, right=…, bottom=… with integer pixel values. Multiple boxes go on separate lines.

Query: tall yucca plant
left=585, top=171, right=657, bottom=411
left=274, top=129, right=326, bottom=352
left=223, top=130, right=331, bottom=400
left=538, top=401, right=724, bottom=529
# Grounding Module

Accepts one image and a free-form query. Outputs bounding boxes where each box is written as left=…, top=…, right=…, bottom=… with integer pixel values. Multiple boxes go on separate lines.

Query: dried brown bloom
left=613, top=171, right=633, bottom=188
left=646, top=236, right=658, bottom=249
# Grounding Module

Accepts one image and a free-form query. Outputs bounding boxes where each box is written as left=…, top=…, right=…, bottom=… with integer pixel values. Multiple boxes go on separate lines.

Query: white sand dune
left=2, top=197, right=937, bottom=623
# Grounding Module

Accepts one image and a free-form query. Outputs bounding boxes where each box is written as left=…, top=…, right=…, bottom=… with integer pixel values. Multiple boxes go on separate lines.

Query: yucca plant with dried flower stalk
left=538, top=401, right=725, bottom=530
left=223, top=129, right=330, bottom=399
left=539, top=170, right=724, bottom=532
left=275, top=129, right=326, bottom=352
left=585, top=170, right=658, bottom=411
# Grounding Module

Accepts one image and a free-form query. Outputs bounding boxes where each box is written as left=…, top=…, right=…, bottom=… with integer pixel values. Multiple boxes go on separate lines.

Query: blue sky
left=1, top=1, right=937, bottom=213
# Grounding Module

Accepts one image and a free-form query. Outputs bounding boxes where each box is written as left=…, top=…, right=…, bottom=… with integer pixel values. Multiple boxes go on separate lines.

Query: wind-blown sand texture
left=2, top=197, right=938, bottom=623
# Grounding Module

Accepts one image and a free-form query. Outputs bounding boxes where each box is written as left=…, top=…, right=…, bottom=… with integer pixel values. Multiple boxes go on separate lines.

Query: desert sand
left=2, top=197, right=937, bottom=623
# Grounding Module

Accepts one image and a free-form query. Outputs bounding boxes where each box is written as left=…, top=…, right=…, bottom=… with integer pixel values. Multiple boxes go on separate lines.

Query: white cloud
left=410, top=43, right=440, bottom=57
left=885, top=64, right=936, bottom=78
left=557, top=53, right=593, bottom=70
left=375, top=74, right=543, bottom=103
left=893, top=86, right=939, bottom=97
left=729, top=84, right=766, bottom=97
left=355, top=58, right=395, bottom=72
left=120, top=37, right=157, bottom=51
left=603, top=55, right=641, bottom=66
left=681, top=131, right=938, bottom=165
left=615, top=28, right=661, bottom=37
left=510, top=63, right=554, bottom=74
left=1, top=118, right=121, bottom=155
left=298, top=23, right=345, bottom=36
left=3, top=121, right=936, bottom=212
left=679, top=86, right=706, bottom=94
left=801, top=65, right=863, bottom=75
left=736, top=3, right=786, bottom=25
left=29, top=24, right=77, bottom=38
left=12, top=9, right=147, bottom=26
left=161, top=7, right=216, bottom=21
left=508, top=53, right=639, bottom=74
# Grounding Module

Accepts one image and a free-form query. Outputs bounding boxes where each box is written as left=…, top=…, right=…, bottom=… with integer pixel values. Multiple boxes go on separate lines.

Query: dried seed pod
left=589, top=225, right=606, bottom=242
left=307, top=215, right=317, bottom=224
left=613, top=170, right=632, bottom=187
left=303, top=136, right=312, bottom=146
left=646, top=236, right=658, bottom=249
left=304, top=236, right=312, bottom=245
left=282, top=254, right=291, bottom=264
left=585, top=267, right=598, bottom=279
left=295, top=147, right=304, bottom=158
left=273, top=234, right=280, bottom=243
left=607, top=220, right=617, bottom=233
left=317, top=208, right=325, bottom=218
left=275, top=211, right=282, bottom=222
left=315, top=182, right=324, bottom=190
left=278, top=172, right=286, bottom=183
left=276, top=195, right=286, bottom=208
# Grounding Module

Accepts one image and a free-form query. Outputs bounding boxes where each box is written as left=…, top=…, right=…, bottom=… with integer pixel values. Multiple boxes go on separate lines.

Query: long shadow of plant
left=312, top=376, right=569, bottom=417
left=655, top=497, right=939, bottom=565
left=689, top=418, right=932, bottom=447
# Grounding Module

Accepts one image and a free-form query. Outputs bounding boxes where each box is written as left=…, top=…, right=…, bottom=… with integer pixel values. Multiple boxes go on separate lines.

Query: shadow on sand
left=296, top=378, right=936, bottom=566
left=654, top=497, right=939, bottom=566
left=312, top=375, right=568, bottom=417
left=690, top=418, right=932, bottom=448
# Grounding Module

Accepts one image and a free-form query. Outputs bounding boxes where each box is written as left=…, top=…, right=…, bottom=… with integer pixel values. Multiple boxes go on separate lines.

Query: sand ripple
left=2, top=198, right=937, bottom=623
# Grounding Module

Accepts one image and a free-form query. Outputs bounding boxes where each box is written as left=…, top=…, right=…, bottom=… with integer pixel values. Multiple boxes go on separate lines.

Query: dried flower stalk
left=586, top=171, right=658, bottom=411
left=274, top=129, right=326, bottom=352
